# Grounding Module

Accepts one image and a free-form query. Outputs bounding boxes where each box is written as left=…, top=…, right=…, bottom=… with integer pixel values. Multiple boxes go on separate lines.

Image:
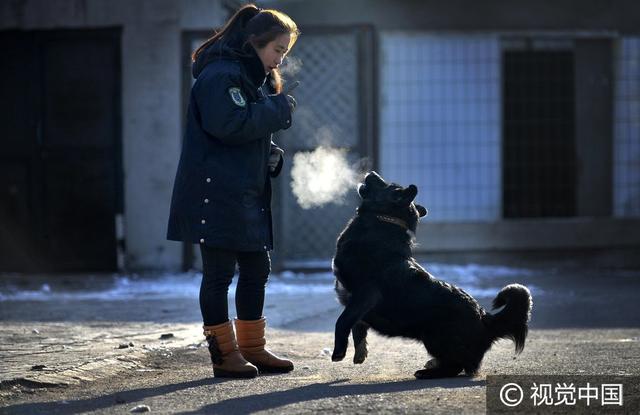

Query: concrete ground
left=1, top=261, right=639, bottom=414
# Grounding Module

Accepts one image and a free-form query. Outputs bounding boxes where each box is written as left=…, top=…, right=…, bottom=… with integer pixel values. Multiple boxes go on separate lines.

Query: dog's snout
left=364, top=171, right=386, bottom=187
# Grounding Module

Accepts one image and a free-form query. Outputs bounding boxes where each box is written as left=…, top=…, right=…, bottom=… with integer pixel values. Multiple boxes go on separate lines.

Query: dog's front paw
left=332, top=338, right=348, bottom=362
left=331, top=350, right=346, bottom=362
left=353, top=343, right=368, bottom=364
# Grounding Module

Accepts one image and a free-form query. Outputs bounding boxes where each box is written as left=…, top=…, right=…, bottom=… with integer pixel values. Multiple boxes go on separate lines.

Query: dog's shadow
left=180, top=376, right=486, bottom=414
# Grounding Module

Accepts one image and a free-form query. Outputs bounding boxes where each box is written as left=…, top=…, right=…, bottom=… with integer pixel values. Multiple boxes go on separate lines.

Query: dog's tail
left=484, top=284, right=532, bottom=354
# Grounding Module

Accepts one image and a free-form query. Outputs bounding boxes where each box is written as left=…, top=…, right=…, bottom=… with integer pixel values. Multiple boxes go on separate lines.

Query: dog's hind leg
left=414, top=361, right=464, bottom=379
left=417, top=338, right=464, bottom=379
left=424, top=358, right=438, bottom=369
left=352, top=321, right=369, bottom=364
left=332, top=289, right=380, bottom=362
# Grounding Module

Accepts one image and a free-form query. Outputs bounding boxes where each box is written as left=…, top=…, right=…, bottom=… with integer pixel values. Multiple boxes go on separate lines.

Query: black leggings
left=199, top=245, right=271, bottom=326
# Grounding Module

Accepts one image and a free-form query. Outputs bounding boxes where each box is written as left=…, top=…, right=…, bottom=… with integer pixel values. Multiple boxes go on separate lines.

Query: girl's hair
left=192, top=4, right=299, bottom=93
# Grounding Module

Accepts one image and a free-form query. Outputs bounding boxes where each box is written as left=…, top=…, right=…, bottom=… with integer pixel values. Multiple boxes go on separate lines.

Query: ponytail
left=192, top=4, right=261, bottom=62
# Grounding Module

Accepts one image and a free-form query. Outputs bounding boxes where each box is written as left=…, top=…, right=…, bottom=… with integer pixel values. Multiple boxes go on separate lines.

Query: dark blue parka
left=167, top=40, right=291, bottom=251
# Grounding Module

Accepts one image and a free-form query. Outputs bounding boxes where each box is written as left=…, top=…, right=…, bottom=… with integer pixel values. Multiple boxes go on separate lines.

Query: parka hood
left=192, top=34, right=268, bottom=87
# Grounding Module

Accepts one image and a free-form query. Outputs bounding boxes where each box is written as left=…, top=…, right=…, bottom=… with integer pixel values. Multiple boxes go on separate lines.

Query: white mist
left=290, top=146, right=360, bottom=209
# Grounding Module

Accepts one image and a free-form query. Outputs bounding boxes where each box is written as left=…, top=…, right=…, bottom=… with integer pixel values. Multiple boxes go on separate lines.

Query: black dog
left=331, top=171, right=532, bottom=379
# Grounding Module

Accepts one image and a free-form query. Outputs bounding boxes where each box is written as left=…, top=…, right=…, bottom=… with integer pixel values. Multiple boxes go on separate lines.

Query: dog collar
left=375, top=215, right=409, bottom=230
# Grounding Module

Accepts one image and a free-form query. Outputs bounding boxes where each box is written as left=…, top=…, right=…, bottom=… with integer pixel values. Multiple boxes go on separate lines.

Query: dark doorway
left=502, top=49, right=576, bottom=218
left=0, top=28, right=122, bottom=272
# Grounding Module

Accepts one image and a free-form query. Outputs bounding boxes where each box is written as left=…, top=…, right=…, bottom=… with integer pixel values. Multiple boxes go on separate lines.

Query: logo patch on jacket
left=228, top=87, right=246, bottom=107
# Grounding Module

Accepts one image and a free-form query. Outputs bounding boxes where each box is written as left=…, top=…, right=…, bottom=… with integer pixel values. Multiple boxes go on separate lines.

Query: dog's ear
left=416, top=204, right=428, bottom=217
left=403, top=185, right=418, bottom=202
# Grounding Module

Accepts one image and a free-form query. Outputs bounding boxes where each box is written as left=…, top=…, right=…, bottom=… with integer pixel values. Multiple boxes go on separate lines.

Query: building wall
left=378, top=31, right=640, bottom=253
left=2, top=0, right=638, bottom=269
left=0, top=0, right=226, bottom=270
left=262, top=0, right=640, bottom=34
left=379, top=33, right=640, bottom=222
left=265, top=0, right=640, bottom=256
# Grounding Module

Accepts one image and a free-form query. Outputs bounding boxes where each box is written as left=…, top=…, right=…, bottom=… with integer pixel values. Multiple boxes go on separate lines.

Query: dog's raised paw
left=353, top=345, right=368, bottom=364
left=331, top=351, right=346, bottom=362
left=353, top=353, right=367, bottom=364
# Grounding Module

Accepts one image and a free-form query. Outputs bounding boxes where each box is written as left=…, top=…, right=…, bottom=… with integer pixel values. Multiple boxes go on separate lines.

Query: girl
left=167, top=4, right=299, bottom=378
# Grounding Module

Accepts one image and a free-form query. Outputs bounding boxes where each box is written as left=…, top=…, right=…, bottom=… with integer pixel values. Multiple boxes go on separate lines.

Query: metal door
left=0, top=29, right=122, bottom=272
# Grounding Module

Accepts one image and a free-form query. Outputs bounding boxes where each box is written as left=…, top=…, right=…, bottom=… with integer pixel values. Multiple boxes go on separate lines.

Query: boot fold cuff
left=203, top=321, right=234, bottom=336
left=238, top=345, right=266, bottom=353
left=234, top=317, right=266, bottom=328
left=237, top=337, right=266, bottom=348
left=211, top=332, right=236, bottom=346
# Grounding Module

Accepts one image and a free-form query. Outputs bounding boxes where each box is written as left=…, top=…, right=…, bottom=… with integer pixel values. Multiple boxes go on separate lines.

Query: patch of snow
left=0, top=263, right=538, bottom=302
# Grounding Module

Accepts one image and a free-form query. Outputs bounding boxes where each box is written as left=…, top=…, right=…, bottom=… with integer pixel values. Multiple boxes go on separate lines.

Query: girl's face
left=255, top=33, right=291, bottom=75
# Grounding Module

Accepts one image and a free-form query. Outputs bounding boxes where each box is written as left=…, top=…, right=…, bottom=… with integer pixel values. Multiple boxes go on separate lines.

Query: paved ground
left=0, top=272, right=338, bottom=389
left=1, top=262, right=639, bottom=414
left=1, top=325, right=639, bottom=414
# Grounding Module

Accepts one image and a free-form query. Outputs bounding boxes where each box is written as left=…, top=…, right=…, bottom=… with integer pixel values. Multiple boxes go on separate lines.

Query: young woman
left=167, top=4, right=300, bottom=378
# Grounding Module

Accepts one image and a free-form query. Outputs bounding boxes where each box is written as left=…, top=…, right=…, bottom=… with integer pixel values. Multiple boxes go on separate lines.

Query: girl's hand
left=268, top=146, right=285, bottom=172
left=283, top=81, right=299, bottom=112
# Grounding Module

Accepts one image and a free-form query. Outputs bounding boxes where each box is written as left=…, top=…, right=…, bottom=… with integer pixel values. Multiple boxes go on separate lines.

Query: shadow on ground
left=0, top=376, right=484, bottom=415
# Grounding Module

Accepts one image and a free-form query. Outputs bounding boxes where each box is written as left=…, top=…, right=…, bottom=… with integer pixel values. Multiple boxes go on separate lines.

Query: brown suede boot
left=235, top=317, right=294, bottom=373
left=203, top=321, right=258, bottom=378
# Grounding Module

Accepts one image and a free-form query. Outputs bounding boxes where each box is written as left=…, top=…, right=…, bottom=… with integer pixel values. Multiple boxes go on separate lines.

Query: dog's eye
left=392, top=189, right=404, bottom=201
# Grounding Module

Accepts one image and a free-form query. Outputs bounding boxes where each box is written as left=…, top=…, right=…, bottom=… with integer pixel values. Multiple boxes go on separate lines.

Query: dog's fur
left=331, top=171, right=532, bottom=379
